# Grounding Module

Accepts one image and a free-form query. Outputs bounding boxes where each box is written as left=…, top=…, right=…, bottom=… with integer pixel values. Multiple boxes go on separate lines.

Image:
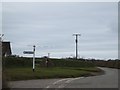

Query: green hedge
left=49, top=59, right=95, bottom=67
left=4, top=57, right=119, bottom=69
left=3, top=57, right=33, bottom=68
left=91, top=60, right=120, bottom=69
left=3, top=57, right=96, bottom=68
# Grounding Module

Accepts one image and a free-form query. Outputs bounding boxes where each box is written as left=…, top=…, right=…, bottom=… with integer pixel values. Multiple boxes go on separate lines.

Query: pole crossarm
left=73, top=34, right=81, bottom=36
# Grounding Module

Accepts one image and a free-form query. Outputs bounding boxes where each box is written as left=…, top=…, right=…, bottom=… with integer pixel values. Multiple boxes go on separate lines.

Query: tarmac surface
left=8, top=67, right=118, bottom=89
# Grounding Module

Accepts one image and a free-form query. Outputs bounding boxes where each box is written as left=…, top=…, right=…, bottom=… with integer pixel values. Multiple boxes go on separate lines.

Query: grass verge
left=5, top=67, right=103, bottom=81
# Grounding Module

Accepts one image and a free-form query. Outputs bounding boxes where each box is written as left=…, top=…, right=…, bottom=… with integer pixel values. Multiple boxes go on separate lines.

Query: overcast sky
left=2, top=2, right=118, bottom=59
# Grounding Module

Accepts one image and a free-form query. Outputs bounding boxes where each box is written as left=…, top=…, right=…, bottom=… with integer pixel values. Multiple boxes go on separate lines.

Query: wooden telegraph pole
left=73, top=34, right=81, bottom=60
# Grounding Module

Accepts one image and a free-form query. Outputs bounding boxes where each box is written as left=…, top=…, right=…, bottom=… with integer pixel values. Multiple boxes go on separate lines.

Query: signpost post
left=23, top=45, right=36, bottom=72
left=33, top=45, right=35, bottom=72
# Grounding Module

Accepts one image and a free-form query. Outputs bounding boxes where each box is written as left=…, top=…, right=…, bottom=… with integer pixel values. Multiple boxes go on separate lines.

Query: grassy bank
left=5, top=67, right=101, bottom=81
left=3, top=57, right=103, bottom=81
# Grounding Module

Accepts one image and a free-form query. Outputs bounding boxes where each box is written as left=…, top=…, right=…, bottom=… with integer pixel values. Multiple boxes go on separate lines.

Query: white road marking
left=65, top=78, right=75, bottom=83
left=53, top=79, right=67, bottom=85
left=65, top=77, right=84, bottom=83
left=58, top=84, right=65, bottom=88
left=45, top=79, right=67, bottom=88
left=46, top=77, right=84, bottom=88
left=74, top=77, right=84, bottom=80
left=46, top=86, right=50, bottom=88
left=58, top=77, right=84, bottom=88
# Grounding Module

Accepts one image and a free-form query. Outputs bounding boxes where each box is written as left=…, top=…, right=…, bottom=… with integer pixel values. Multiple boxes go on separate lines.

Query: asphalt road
left=9, top=67, right=118, bottom=88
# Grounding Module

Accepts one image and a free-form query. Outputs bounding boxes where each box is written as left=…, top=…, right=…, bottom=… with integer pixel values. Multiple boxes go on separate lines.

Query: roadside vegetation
left=5, top=67, right=102, bottom=81
left=3, top=57, right=103, bottom=81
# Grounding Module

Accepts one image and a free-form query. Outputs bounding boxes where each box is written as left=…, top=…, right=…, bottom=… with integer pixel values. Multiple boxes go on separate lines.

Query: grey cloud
left=3, top=2, right=118, bottom=59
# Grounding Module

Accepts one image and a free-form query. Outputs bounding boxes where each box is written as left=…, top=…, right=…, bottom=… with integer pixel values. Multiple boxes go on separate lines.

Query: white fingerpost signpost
left=23, top=45, right=36, bottom=72
left=33, top=45, right=35, bottom=72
